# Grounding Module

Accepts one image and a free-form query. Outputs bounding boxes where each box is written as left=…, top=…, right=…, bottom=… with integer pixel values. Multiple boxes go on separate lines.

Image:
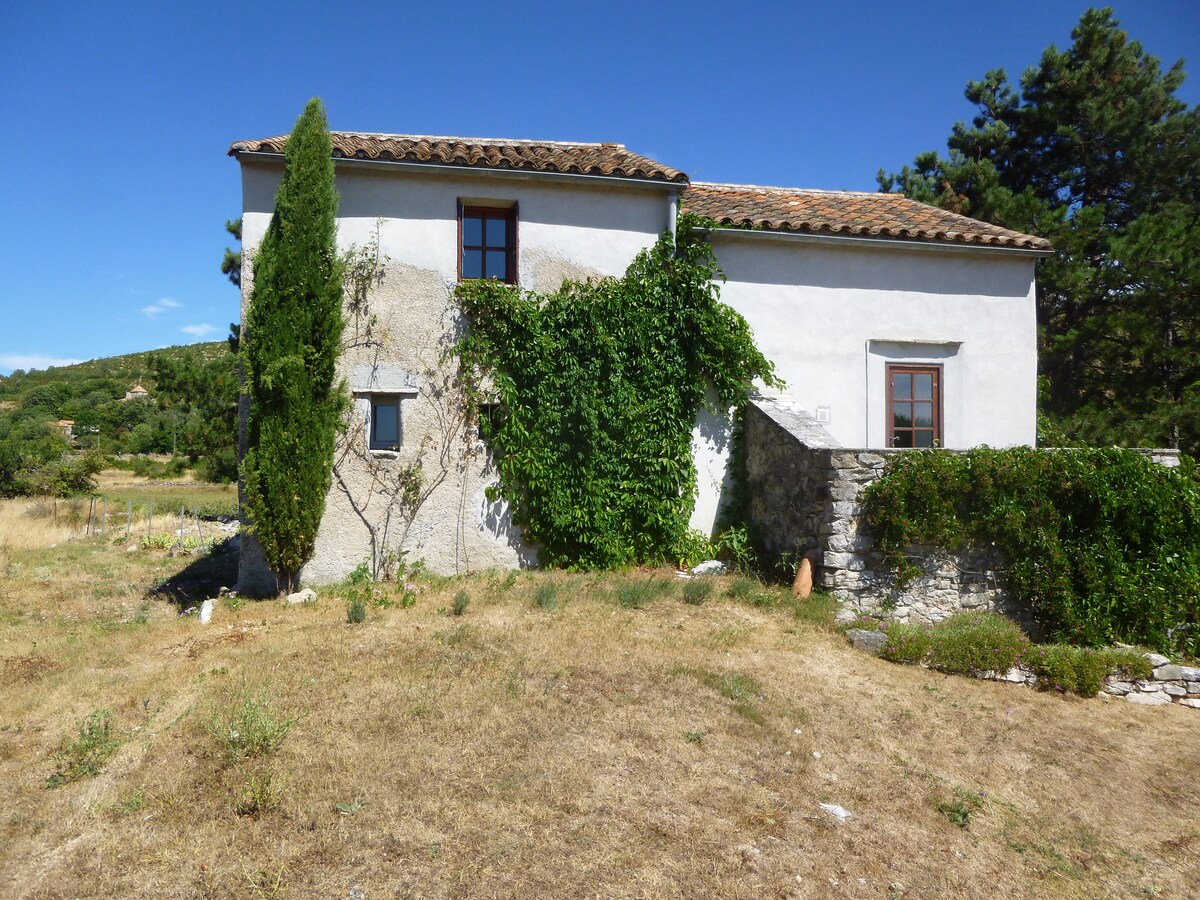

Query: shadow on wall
left=479, top=489, right=540, bottom=568
left=711, top=234, right=1034, bottom=298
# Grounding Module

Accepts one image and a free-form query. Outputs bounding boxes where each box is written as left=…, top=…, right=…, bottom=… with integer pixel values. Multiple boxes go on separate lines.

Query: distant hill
left=0, top=342, right=228, bottom=400
left=0, top=340, right=238, bottom=490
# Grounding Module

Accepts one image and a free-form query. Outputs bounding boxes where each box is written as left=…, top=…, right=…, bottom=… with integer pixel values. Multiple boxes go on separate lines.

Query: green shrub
left=863, top=447, right=1200, bottom=657
left=235, top=767, right=285, bottom=817
left=208, top=688, right=298, bottom=761
left=876, top=611, right=1159, bottom=698
left=711, top=524, right=759, bottom=574
left=451, top=590, right=470, bottom=617
left=533, top=583, right=558, bottom=611
left=346, top=598, right=366, bottom=624
left=1100, top=648, right=1153, bottom=681
left=615, top=579, right=672, bottom=609
left=682, top=578, right=714, bottom=605
left=1023, top=645, right=1145, bottom=697
left=928, top=611, right=1031, bottom=676
left=46, top=709, right=121, bottom=788
left=880, top=623, right=933, bottom=664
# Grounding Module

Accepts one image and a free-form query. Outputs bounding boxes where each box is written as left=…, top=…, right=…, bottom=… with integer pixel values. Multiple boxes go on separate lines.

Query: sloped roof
left=683, top=182, right=1051, bottom=251
left=229, top=132, right=688, bottom=184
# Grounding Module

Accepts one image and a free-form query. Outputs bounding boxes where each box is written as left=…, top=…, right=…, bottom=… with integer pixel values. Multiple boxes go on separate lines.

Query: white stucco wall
left=238, top=159, right=675, bottom=583
left=235, top=155, right=1041, bottom=583
left=708, top=233, right=1040, bottom=451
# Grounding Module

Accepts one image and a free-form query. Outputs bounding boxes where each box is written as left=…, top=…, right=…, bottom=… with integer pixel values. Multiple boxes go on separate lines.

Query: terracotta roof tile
left=229, top=132, right=688, bottom=184
left=682, top=182, right=1051, bottom=251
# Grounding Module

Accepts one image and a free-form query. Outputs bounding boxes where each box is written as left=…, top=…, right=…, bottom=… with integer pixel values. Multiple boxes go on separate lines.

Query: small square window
left=460, top=203, right=518, bottom=284
left=369, top=396, right=402, bottom=451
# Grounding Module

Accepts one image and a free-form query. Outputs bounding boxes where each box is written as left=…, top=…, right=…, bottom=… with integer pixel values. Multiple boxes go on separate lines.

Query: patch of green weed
left=452, top=590, right=470, bottom=617
left=673, top=665, right=767, bottom=725
left=682, top=578, right=714, bottom=606
left=208, top=688, right=298, bottom=762
left=533, top=583, right=558, bottom=611
left=46, top=709, right=121, bottom=788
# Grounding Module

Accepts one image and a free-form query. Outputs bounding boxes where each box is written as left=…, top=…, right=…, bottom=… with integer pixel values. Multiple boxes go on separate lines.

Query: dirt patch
left=1, top=654, right=63, bottom=684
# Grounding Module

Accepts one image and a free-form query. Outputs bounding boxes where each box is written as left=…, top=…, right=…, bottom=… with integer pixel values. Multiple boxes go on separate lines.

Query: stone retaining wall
left=846, top=629, right=1199, bottom=709
left=974, top=654, right=1200, bottom=708
left=744, top=396, right=1017, bottom=626
left=1102, top=654, right=1200, bottom=706
left=745, top=397, right=1184, bottom=631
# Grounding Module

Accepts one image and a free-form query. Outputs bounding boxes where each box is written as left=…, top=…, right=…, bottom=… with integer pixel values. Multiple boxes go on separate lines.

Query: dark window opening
left=370, top=396, right=401, bottom=451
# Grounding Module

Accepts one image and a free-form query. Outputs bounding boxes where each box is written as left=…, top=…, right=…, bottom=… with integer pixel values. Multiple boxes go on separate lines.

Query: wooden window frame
left=458, top=202, right=519, bottom=284
left=368, top=394, right=402, bottom=451
left=886, top=364, right=943, bottom=448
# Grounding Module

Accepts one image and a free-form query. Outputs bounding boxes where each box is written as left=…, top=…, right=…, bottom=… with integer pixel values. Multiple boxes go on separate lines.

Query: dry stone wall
left=745, top=397, right=1184, bottom=631
left=744, top=396, right=1016, bottom=627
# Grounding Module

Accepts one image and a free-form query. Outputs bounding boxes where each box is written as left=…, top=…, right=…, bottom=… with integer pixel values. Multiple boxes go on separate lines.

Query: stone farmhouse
left=229, top=133, right=1052, bottom=595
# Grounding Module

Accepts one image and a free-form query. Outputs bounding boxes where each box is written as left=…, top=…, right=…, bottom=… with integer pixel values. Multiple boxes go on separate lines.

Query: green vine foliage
left=454, top=216, right=779, bottom=569
left=862, top=447, right=1200, bottom=656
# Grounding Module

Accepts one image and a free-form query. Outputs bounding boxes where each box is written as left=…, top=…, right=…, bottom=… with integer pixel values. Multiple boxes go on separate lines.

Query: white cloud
left=0, top=354, right=86, bottom=374
left=181, top=323, right=217, bottom=338
left=142, top=297, right=183, bottom=318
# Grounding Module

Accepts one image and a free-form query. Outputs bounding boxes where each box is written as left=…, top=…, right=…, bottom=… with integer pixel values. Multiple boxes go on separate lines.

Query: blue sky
left=1, top=1, right=1197, bottom=374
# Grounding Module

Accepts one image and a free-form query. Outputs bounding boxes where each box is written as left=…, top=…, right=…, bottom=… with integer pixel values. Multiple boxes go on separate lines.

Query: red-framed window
left=887, top=364, right=942, bottom=448
left=459, top=203, right=518, bottom=284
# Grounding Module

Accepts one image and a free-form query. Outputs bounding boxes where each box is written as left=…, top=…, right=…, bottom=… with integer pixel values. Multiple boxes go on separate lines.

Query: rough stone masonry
left=743, top=394, right=1180, bottom=634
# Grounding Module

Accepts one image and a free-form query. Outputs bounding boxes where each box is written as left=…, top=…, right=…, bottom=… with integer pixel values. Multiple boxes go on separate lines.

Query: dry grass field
left=1, top=501, right=1198, bottom=898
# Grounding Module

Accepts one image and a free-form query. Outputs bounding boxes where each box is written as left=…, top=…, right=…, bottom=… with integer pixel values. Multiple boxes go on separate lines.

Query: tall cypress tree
left=242, top=98, right=345, bottom=594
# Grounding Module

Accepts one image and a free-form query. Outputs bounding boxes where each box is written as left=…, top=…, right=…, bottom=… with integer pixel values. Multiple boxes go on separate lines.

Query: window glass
left=372, top=400, right=399, bottom=447
left=486, top=251, right=508, bottom=280
left=485, top=218, right=507, bottom=248
left=460, top=205, right=516, bottom=284
left=893, top=374, right=911, bottom=401
left=462, top=216, right=483, bottom=246
left=914, top=403, right=933, bottom=428
left=914, top=374, right=933, bottom=401
left=892, top=403, right=912, bottom=428
left=462, top=249, right=483, bottom=279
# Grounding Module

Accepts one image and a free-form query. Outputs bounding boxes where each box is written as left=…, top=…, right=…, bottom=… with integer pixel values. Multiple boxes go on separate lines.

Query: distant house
left=229, top=132, right=1050, bottom=589
left=49, top=419, right=75, bottom=441
left=123, top=384, right=149, bottom=402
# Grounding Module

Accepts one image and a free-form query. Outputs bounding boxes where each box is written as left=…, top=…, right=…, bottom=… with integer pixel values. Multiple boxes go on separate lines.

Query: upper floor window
left=459, top=203, right=517, bottom=283
left=887, top=364, right=942, bottom=448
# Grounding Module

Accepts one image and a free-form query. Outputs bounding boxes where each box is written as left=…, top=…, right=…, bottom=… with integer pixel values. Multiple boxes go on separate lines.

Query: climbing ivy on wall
left=453, top=215, right=779, bottom=569
left=861, top=447, right=1200, bottom=656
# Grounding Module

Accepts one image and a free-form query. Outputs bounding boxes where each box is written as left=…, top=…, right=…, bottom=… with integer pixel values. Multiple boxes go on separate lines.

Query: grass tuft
left=452, top=590, right=470, bottom=617
left=615, top=577, right=674, bottom=609
left=533, top=582, right=558, bottom=611
left=673, top=665, right=767, bottom=725
left=682, top=578, right=714, bottom=606
left=45, top=709, right=121, bottom=788
left=208, top=687, right=298, bottom=762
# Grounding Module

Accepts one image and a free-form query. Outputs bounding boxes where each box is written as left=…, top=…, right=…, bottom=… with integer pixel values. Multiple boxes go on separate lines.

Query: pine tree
left=241, top=98, right=345, bottom=594
left=880, top=8, right=1200, bottom=454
